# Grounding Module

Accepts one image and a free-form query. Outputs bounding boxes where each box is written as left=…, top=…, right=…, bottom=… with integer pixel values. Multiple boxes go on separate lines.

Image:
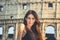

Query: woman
left=17, top=10, right=44, bottom=40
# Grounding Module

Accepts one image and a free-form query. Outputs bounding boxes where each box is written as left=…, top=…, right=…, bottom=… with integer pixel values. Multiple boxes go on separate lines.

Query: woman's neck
left=26, top=25, right=32, bottom=30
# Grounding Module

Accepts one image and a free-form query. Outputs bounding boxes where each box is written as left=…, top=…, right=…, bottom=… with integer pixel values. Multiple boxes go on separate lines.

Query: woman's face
left=26, top=14, right=35, bottom=27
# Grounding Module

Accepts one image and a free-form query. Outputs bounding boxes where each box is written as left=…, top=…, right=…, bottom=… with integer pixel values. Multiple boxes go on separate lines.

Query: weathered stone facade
left=0, top=0, right=60, bottom=40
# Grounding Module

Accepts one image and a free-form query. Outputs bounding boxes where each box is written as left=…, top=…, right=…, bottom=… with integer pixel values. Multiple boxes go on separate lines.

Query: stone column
left=57, top=23, right=60, bottom=40
left=2, top=22, right=6, bottom=40
left=5, top=25, right=8, bottom=40
left=42, top=22, right=45, bottom=40
left=14, top=22, right=19, bottom=40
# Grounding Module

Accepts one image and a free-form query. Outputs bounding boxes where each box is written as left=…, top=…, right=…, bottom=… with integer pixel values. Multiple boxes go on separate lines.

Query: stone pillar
left=14, top=22, right=19, bottom=40
left=2, top=22, right=6, bottom=40
left=5, top=25, right=8, bottom=40
left=42, top=22, right=45, bottom=40
left=42, top=23, right=45, bottom=34
left=57, top=23, right=58, bottom=40
left=57, top=23, right=60, bottom=40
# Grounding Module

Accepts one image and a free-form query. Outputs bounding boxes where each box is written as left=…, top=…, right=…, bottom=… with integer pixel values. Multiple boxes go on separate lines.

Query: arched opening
left=45, top=25, right=56, bottom=40
left=8, top=27, right=14, bottom=38
left=0, top=26, right=3, bottom=39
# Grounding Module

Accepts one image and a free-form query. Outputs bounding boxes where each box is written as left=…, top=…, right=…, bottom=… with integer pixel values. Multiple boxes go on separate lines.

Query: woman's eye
left=27, top=17, right=35, bottom=20
left=32, top=18, right=35, bottom=20
left=27, top=17, right=30, bottom=19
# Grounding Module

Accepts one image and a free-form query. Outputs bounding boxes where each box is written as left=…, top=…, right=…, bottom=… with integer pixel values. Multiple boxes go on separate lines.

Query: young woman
left=17, top=10, right=44, bottom=40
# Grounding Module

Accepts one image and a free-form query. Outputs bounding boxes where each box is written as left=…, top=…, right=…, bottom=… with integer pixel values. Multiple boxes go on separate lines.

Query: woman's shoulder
left=20, top=23, right=25, bottom=26
left=20, top=23, right=25, bottom=32
left=20, top=23, right=27, bottom=37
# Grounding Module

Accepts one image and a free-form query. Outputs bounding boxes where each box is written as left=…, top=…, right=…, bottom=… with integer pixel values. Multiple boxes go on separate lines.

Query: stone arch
left=8, top=27, right=14, bottom=34
left=8, top=26, right=14, bottom=38
left=0, top=26, right=3, bottom=39
left=45, top=25, right=56, bottom=40
left=45, top=25, right=55, bottom=34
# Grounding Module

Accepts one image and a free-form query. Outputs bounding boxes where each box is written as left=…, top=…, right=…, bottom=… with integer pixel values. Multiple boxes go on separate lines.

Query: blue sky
left=45, top=26, right=55, bottom=34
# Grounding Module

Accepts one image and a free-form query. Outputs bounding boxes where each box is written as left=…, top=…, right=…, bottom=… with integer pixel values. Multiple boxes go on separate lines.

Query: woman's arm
left=17, top=23, right=25, bottom=40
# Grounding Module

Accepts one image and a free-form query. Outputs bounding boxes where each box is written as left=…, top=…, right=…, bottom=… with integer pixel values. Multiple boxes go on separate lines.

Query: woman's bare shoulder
left=20, top=23, right=25, bottom=32
left=20, top=23, right=25, bottom=26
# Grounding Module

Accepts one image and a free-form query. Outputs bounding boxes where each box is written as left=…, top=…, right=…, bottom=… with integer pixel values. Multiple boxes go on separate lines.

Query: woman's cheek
left=27, top=19, right=30, bottom=24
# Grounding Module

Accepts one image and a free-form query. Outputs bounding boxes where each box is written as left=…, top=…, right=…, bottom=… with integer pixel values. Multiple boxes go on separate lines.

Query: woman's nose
left=30, top=19, right=32, bottom=22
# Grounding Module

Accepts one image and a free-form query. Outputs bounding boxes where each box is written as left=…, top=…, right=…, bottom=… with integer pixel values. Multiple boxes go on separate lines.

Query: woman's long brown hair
left=24, top=10, right=43, bottom=40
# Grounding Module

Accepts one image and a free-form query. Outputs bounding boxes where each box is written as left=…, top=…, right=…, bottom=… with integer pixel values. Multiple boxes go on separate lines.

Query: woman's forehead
left=27, top=14, right=35, bottom=18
